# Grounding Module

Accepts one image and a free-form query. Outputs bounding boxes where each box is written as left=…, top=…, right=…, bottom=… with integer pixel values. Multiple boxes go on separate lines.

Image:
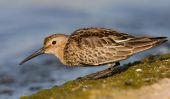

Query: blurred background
left=0, top=0, right=170, bottom=99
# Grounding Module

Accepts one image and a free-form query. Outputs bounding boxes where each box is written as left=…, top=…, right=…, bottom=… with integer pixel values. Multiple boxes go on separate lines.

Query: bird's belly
left=71, top=48, right=129, bottom=66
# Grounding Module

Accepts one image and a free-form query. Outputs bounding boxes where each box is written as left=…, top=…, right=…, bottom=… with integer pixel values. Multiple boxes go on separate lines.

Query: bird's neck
left=55, top=39, right=68, bottom=65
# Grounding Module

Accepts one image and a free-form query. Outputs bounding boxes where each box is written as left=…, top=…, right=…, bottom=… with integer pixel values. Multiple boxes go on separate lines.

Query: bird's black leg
left=80, top=62, right=121, bottom=80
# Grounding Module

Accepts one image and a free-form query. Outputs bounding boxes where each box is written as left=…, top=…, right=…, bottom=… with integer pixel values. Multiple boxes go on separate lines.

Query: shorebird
left=19, top=27, right=167, bottom=79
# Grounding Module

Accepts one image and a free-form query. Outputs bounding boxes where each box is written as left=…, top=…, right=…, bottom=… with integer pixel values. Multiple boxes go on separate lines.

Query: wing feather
left=63, top=28, right=167, bottom=66
left=64, top=28, right=134, bottom=66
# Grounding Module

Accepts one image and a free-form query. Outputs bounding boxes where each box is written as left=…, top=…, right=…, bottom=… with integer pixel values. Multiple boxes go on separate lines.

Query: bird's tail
left=125, top=37, right=168, bottom=54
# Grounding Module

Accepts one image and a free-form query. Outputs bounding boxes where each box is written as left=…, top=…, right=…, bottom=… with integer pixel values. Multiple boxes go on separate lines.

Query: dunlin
left=19, top=27, right=167, bottom=79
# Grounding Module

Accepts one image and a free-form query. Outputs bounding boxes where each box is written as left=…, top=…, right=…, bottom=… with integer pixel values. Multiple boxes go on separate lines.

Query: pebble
left=136, top=69, right=142, bottom=72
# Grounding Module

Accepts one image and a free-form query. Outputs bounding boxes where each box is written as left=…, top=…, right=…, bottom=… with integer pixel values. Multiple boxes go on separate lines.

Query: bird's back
left=63, top=27, right=167, bottom=66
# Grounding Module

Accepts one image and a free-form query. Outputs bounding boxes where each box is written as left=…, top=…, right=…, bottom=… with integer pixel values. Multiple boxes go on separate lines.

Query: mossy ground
left=20, top=53, right=170, bottom=99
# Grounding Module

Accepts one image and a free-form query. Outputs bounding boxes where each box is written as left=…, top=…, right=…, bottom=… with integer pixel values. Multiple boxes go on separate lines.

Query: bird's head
left=19, top=34, right=68, bottom=65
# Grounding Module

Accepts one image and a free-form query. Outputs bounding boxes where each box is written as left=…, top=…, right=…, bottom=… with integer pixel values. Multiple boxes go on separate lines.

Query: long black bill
left=19, top=47, right=45, bottom=65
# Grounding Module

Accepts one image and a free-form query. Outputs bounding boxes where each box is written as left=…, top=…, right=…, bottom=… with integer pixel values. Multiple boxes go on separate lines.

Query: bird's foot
left=80, top=62, right=122, bottom=80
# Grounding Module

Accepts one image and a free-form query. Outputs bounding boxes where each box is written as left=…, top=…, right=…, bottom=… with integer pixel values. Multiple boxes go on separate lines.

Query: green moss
left=20, top=53, right=170, bottom=99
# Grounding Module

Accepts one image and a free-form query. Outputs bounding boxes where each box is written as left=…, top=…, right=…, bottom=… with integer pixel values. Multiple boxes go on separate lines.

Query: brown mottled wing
left=64, top=28, right=135, bottom=66
left=64, top=28, right=167, bottom=66
left=125, top=37, right=167, bottom=53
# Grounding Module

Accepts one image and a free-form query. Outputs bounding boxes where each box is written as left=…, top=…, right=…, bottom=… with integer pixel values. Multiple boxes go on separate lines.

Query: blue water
left=0, top=0, right=170, bottom=99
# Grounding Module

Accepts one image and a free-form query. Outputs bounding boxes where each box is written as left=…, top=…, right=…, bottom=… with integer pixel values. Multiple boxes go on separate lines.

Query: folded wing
left=64, top=28, right=167, bottom=66
left=64, top=28, right=133, bottom=66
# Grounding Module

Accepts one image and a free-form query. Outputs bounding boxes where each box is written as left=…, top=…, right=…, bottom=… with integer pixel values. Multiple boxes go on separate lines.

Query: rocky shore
left=20, top=53, right=170, bottom=99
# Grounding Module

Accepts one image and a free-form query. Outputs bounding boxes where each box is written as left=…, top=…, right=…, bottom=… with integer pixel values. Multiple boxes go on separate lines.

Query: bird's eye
left=52, top=41, right=56, bottom=45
